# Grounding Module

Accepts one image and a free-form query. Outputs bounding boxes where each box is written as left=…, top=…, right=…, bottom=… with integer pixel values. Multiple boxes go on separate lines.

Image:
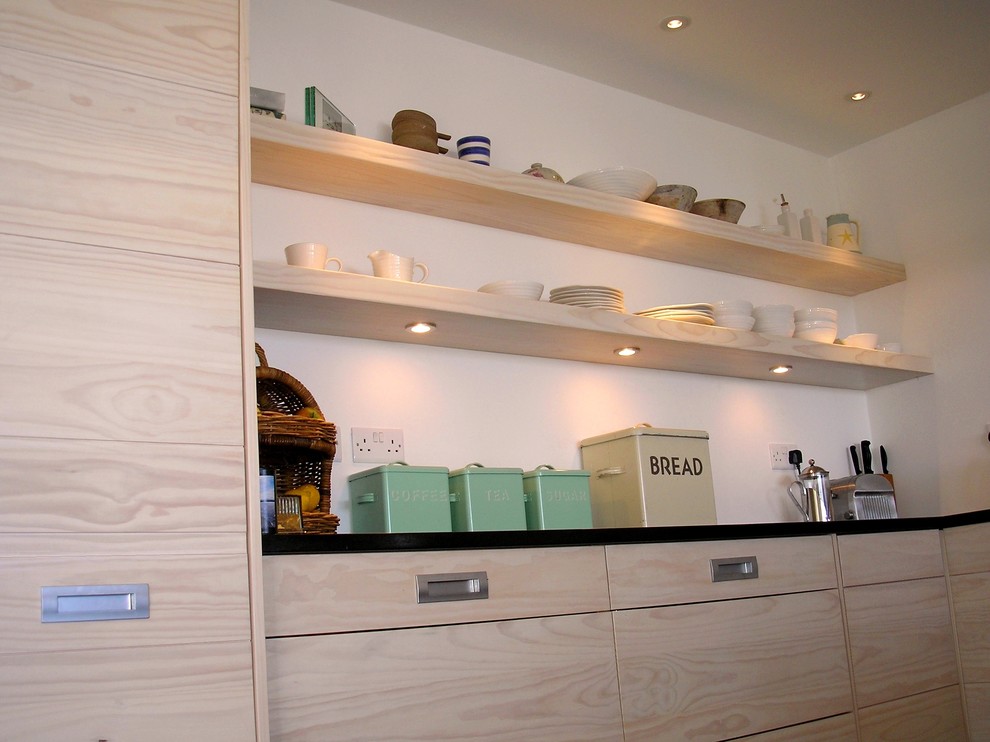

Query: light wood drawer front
left=606, top=535, right=836, bottom=609
left=838, top=530, right=944, bottom=586
left=0, top=547, right=250, bottom=653
left=266, top=612, right=623, bottom=742
left=845, top=577, right=958, bottom=707
left=0, top=438, right=246, bottom=533
left=735, top=713, right=857, bottom=741
left=951, top=571, right=990, bottom=683
left=0, top=0, right=239, bottom=95
left=857, top=685, right=966, bottom=742
left=0, top=47, right=238, bottom=261
left=964, top=683, right=990, bottom=742
left=0, top=640, right=255, bottom=742
left=263, top=545, right=609, bottom=635
left=613, top=590, right=852, bottom=741
left=944, top=522, right=990, bottom=575
left=0, top=237, right=243, bottom=444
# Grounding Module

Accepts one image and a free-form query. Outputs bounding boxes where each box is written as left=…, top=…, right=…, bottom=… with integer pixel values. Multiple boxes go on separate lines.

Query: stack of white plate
left=794, top=307, right=838, bottom=343
left=712, top=299, right=755, bottom=330
left=753, top=304, right=796, bottom=336
left=634, top=303, right=715, bottom=325
left=549, top=285, right=625, bottom=312
left=478, top=280, right=545, bottom=301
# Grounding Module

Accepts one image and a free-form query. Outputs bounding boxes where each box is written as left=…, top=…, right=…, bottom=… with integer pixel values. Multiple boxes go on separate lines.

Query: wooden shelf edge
left=252, top=263, right=932, bottom=390
left=250, top=117, right=906, bottom=297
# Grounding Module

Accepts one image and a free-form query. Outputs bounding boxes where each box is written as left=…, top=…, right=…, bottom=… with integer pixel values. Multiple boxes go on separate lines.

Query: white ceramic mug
left=368, top=250, right=429, bottom=282
left=284, top=242, right=343, bottom=271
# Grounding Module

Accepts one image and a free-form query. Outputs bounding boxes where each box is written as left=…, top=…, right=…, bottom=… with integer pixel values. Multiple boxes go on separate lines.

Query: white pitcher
left=368, top=250, right=429, bottom=282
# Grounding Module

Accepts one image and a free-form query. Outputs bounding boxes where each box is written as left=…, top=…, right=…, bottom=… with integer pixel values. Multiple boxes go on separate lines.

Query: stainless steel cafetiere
left=787, top=459, right=832, bottom=522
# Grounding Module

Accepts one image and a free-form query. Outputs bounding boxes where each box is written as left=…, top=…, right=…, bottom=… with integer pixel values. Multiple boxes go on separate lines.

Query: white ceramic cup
left=284, top=242, right=343, bottom=271
left=368, top=250, right=429, bottom=282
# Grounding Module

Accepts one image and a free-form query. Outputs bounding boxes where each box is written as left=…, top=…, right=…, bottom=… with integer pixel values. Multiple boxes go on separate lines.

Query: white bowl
left=795, top=307, right=838, bottom=322
left=795, top=319, right=838, bottom=329
left=843, top=332, right=879, bottom=349
left=795, top=326, right=838, bottom=343
left=567, top=167, right=657, bottom=201
left=754, top=322, right=795, bottom=337
left=715, top=315, right=756, bottom=331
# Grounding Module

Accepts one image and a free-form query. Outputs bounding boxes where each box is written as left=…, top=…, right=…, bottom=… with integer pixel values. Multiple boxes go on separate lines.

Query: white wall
left=832, top=92, right=990, bottom=516
left=248, top=0, right=944, bottom=531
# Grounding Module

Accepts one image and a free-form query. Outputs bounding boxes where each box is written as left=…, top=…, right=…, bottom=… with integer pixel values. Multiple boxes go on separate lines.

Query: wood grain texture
left=613, top=591, right=852, bottom=741
left=251, top=118, right=907, bottom=296
left=0, top=0, right=239, bottom=95
left=605, top=535, right=837, bottom=609
left=0, top=236, right=243, bottom=443
left=0, top=46, right=238, bottom=261
left=964, top=683, right=990, bottom=741
left=844, top=577, right=958, bottom=707
left=734, top=713, right=857, bottom=741
left=857, top=686, right=966, bottom=742
left=837, top=530, right=944, bottom=586
left=0, top=640, right=255, bottom=742
left=263, top=546, right=610, bottom=636
left=0, top=546, right=250, bottom=653
left=254, top=262, right=932, bottom=390
left=266, top=612, right=623, bottom=742
left=0, top=437, right=246, bottom=533
left=943, top=521, right=990, bottom=575
left=950, top=572, right=990, bottom=683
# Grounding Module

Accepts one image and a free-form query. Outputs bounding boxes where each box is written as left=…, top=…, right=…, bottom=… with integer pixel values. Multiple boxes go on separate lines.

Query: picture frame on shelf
left=305, top=86, right=356, bottom=134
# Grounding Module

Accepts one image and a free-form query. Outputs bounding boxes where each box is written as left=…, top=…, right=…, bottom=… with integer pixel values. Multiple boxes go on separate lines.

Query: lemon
left=296, top=407, right=323, bottom=420
left=287, top=484, right=321, bottom=511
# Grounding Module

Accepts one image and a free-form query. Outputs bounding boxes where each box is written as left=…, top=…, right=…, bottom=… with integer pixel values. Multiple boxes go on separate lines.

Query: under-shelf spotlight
left=405, top=321, right=436, bottom=334
left=770, top=364, right=793, bottom=375
left=661, top=16, right=691, bottom=30
left=848, top=91, right=871, bottom=102
left=614, top=346, right=640, bottom=357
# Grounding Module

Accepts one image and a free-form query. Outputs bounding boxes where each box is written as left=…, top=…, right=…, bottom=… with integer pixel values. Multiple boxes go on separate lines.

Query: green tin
left=523, top=466, right=593, bottom=530
left=348, top=464, right=452, bottom=533
left=448, top=464, right=527, bottom=532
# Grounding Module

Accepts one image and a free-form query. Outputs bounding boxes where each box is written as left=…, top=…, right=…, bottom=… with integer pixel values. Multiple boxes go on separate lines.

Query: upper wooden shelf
left=250, top=117, right=907, bottom=296
left=253, top=262, right=932, bottom=390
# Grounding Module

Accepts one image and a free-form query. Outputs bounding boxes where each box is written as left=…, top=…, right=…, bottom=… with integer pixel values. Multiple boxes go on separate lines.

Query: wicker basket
left=256, top=343, right=339, bottom=533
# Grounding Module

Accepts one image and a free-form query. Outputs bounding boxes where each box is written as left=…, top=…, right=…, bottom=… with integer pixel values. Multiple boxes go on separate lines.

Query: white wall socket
left=351, top=427, right=405, bottom=463
left=769, top=443, right=798, bottom=470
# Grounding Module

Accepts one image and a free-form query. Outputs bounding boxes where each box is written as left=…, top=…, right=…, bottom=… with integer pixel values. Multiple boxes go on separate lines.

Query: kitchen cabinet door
left=857, top=685, right=966, bottom=742
left=844, top=576, right=958, bottom=708
left=733, top=713, right=857, bottom=741
left=266, top=612, right=623, bottom=742
left=612, top=590, right=852, bottom=741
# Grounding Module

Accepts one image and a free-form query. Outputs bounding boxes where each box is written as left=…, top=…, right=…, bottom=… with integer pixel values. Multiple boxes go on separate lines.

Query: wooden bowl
left=690, top=198, right=746, bottom=223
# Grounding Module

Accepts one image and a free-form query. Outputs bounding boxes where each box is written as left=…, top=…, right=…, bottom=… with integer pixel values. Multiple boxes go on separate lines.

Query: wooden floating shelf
left=253, top=263, right=932, bottom=390
left=251, top=117, right=907, bottom=297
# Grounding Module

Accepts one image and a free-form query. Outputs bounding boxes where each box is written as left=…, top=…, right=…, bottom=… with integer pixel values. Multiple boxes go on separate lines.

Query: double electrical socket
left=351, top=427, right=405, bottom=463
left=769, top=443, right=798, bottom=471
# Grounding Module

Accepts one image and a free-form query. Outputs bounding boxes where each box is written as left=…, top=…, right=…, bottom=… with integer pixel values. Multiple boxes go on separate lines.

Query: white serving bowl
left=715, top=314, right=756, bottom=331
left=754, top=321, right=795, bottom=337
left=794, top=307, right=838, bottom=323
left=567, top=167, right=657, bottom=201
left=795, top=319, right=838, bottom=330
left=843, top=332, right=879, bottom=349
left=795, top=326, right=838, bottom=343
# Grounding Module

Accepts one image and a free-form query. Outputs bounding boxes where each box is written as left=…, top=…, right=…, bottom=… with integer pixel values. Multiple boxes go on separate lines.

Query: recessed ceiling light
left=614, top=346, right=640, bottom=357
left=661, top=16, right=690, bottom=30
left=405, top=321, right=436, bottom=334
left=770, top=365, right=793, bottom=375
left=849, top=91, right=871, bottom=102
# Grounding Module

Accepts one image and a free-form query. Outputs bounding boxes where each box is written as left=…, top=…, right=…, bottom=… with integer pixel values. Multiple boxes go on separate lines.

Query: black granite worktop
left=262, top=508, right=990, bottom=555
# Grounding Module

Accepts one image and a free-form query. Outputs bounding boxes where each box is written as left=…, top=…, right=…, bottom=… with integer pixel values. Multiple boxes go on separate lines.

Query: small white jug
left=368, top=250, right=429, bottom=282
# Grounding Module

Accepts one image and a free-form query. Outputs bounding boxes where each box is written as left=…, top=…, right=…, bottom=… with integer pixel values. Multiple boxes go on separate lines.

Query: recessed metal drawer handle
left=710, top=557, right=759, bottom=582
left=41, top=584, right=150, bottom=623
left=416, top=571, right=489, bottom=603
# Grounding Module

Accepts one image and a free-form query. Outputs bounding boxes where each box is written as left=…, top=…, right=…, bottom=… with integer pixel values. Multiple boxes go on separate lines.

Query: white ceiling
left=331, top=0, right=990, bottom=155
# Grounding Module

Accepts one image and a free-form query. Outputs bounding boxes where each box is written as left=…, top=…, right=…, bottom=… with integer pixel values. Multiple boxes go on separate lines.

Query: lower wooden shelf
left=253, top=262, right=933, bottom=390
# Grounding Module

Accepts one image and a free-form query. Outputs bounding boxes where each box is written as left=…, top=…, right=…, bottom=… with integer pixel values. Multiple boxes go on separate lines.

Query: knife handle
left=880, top=445, right=889, bottom=474
left=861, top=440, right=873, bottom=474
left=850, top=445, right=861, bottom=475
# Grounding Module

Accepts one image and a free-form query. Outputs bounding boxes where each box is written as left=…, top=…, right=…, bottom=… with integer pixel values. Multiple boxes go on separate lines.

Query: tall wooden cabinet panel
left=856, top=686, right=967, bottom=742
left=734, top=713, right=858, bottom=741
left=267, top=612, right=623, bottom=742
left=944, top=521, right=990, bottom=740
left=0, top=0, right=259, bottom=738
left=612, top=590, right=852, bottom=741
